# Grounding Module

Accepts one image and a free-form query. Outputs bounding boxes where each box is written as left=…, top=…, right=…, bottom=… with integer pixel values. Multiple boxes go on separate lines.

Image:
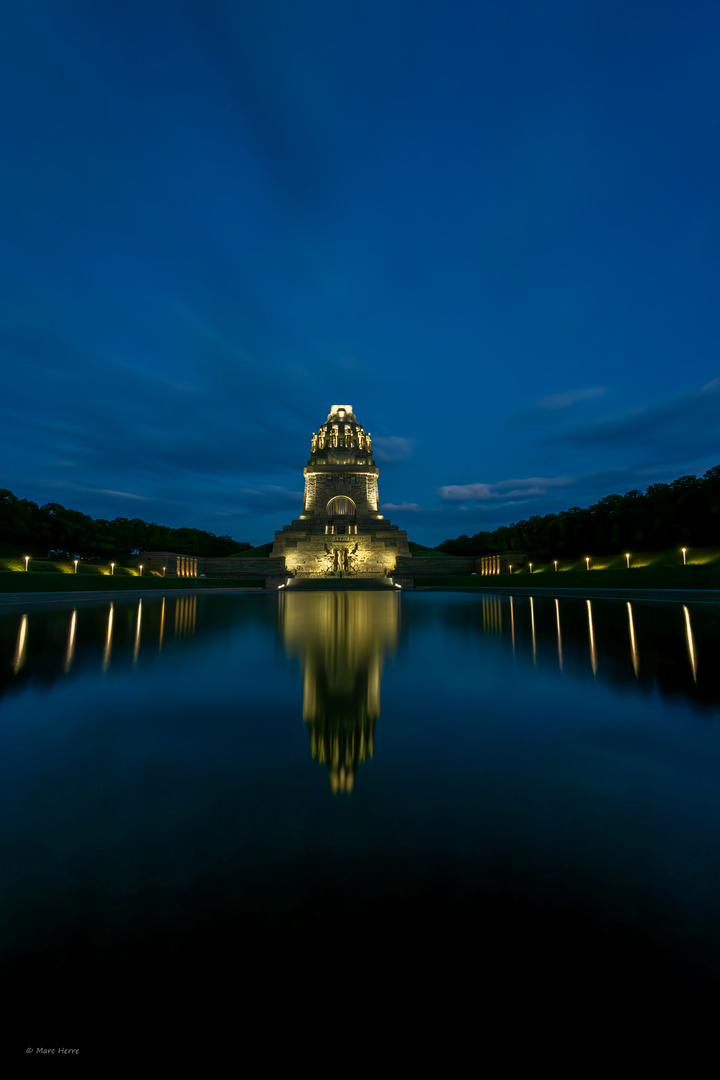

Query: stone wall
left=394, top=555, right=476, bottom=578
left=202, top=557, right=286, bottom=578
left=136, top=551, right=285, bottom=579
left=477, top=550, right=527, bottom=575
left=304, top=468, right=379, bottom=516
left=138, top=548, right=487, bottom=583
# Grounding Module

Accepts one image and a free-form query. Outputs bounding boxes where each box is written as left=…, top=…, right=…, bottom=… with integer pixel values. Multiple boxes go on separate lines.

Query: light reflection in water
left=587, top=600, right=597, bottom=676
left=2, top=593, right=720, bottom=999
left=529, top=597, right=536, bottom=665
left=2, top=594, right=713, bottom=716
left=4, top=595, right=199, bottom=682
left=627, top=602, right=639, bottom=677
left=102, top=603, right=114, bottom=672
left=63, top=610, right=77, bottom=673
left=13, top=614, right=28, bottom=674
left=280, top=591, right=399, bottom=793
left=483, top=595, right=501, bottom=635
left=174, top=595, right=196, bottom=639
left=133, top=600, right=142, bottom=665
left=684, top=605, right=697, bottom=683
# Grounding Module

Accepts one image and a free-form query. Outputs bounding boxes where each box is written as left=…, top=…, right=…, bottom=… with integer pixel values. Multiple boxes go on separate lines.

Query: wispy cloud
left=373, top=436, right=414, bottom=463
left=237, top=486, right=303, bottom=512
left=432, top=462, right=704, bottom=532
left=45, top=482, right=150, bottom=501
left=554, top=378, right=720, bottom=458
left=437, top=476, right=575, bottom=502
left=532, top=387, right=606, bottom=411
left=381, top=502, right=424, bottom=512
left=96, top=489, right=150, bottom=500
left=511, top=387, right=606, bottom=425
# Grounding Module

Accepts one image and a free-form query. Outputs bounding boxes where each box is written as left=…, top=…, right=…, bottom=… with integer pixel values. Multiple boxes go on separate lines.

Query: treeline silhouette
left=436, top=466, right=720, bottom=557
left=0, top=489, right=251, bottom=559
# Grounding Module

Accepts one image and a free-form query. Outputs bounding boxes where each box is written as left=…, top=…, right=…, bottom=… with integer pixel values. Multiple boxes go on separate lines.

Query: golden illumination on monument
left=272, top=404, right=410, bottom=582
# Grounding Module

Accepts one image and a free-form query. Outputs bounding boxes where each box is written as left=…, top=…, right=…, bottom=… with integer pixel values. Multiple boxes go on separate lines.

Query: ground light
left=110, top=563, right=115, bottom=575
left=529, top=562, right=533, bottom=574
left=682, top=548, right=687, bottom=565
left=24, top=556, right=29, bottom=571
left=586, top=557, right=590, bottom=570
left=139, top=565, right=144, bottom=576
left=626, top=553, right=631, bottom=568
left=74, top=560, right=78, bottom=574
left=554, top=560, right=558, bottom=571
left=509, top=565, right=512, bottom=574
left=162, top=566, right=166, bottom=577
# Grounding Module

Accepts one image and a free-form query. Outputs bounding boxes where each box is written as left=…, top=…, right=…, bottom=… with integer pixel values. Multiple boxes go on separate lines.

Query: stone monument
left=271, top=404, right=410, bottom=581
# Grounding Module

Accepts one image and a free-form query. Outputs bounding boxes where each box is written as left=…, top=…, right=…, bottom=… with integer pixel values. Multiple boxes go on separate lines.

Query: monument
left=138, top=403, right=480, bottom=584
left=271, top=404, right=411, bottom=583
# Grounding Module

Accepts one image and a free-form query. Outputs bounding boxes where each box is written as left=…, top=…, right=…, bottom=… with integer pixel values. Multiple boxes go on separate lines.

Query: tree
left=0, top=489, right=253, bottom=560
left=434, top=466, right=720, bottom=557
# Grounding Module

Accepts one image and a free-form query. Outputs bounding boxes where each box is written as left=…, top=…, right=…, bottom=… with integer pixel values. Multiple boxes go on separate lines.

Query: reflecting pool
left=2, top=590, right=720, bottom=1008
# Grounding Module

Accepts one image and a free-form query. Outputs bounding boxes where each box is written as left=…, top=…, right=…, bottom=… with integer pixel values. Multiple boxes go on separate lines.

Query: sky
left=1, top=0, right=719, bottom=546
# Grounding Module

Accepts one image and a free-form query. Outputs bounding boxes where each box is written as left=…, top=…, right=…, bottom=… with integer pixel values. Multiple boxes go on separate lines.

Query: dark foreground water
left=2, top=589, right=720, bottom=1025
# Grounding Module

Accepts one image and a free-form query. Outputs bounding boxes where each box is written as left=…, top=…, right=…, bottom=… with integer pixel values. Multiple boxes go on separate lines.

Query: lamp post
left=554, top=560, right=558, bottom=571
left=24, top=556, right=29, bottom=571
left=626, top=553, right=630, bottom=568
left=139, top=564, right=144, bottom=577
left=509, top=565, right=512, bottom=575
left=74, top=560, right=78, bottom=574
left=110, top=562, right=115, bottom=576
left=682, top=548, right=687, bottom=566
left=529, top=562, right=533, bottom=574
left=162, top=566, right=166, bottom=578
left=586, top=557, right=590, bottom=571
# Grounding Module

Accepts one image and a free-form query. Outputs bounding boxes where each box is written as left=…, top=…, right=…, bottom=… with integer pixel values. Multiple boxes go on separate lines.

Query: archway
left=327, top=496, right=356, bottom=517
left=326, top=496, right=357, bottom=534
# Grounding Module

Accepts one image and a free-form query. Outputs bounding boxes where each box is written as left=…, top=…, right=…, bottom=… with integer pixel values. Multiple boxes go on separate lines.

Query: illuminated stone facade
left=272, top=404, right=410, bottom=580
left=478, top=550, right=527, bottom=575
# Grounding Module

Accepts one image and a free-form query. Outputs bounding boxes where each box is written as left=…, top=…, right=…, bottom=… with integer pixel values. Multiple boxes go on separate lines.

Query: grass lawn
left=228, top=542, right=274, bottom=557
left=0, top=573, right=265, bottom=593
left=420, top=565, right=720, bottom=590
left=407, top=542, right=447, bottom=555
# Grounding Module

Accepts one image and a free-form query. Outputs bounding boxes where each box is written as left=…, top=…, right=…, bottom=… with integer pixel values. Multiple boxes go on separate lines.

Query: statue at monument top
left=310, top=404, right=371, bottom=458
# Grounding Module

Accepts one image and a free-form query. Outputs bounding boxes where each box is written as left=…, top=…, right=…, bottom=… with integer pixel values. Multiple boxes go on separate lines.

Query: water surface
left=2, top=589, right=720, bottom=1006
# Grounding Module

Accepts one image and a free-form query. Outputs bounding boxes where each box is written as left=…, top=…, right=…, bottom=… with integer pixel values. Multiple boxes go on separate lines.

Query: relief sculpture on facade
left=323, top=543, right=359, bottom=574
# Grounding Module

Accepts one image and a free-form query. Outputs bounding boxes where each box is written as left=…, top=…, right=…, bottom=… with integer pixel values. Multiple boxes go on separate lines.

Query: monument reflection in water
left=5, top=589, right=720, bottom=1008
left=2, top=591, right=715, bottom=720
left=279, top=591, right=399, bottom=792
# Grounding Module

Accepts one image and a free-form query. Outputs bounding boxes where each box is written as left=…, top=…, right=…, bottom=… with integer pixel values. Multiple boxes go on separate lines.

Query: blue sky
left=1, top=0, right=719, bottom=545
